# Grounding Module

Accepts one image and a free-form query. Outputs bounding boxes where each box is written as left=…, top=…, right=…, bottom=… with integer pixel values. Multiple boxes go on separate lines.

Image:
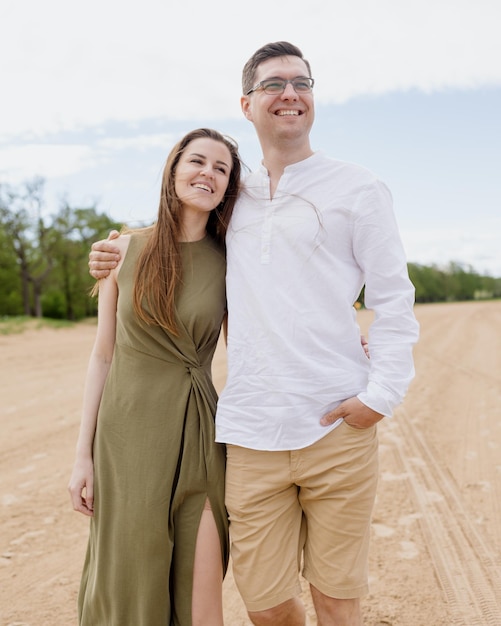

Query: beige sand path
left=1, top=301, right=500, bottom=625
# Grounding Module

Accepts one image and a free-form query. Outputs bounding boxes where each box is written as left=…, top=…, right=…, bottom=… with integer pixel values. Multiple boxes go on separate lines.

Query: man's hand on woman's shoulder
left=89, top=230, right=121, bottom=279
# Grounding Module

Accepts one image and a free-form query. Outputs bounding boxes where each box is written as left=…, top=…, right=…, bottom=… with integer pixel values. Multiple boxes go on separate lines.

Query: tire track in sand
left=389, top=408, right=501, bottom=625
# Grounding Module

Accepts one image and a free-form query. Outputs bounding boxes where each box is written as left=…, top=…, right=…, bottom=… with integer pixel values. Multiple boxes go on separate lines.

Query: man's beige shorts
left=225, top=421, right=379, bottom=612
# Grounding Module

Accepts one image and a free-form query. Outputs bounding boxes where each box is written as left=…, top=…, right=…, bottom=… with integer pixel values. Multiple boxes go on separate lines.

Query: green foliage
left=0, top=178, right=122, bottom=319
left=407, top=262, right=501, bottom=303
left=356, top=262, right=500, bottom=308
left=2, top=179, right=500, bottom=321
left=0, top=226, right=22, bottom=314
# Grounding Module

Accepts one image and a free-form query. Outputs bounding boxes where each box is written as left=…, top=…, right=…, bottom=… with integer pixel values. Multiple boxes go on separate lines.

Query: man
left=89, top=42, right=419, bottom=626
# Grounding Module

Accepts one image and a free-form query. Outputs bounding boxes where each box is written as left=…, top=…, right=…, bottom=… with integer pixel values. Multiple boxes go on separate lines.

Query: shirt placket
left=260, top=201, right=273, bottom=264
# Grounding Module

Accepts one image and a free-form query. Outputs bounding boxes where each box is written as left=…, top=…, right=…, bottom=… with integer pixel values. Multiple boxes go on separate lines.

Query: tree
left=48, top=203, right=121, bottom=319
left=0, top=177, right=53, bottom=316
left=0, top=222, right=23, bottom=315
left=0, top=179, right=121, bottom=319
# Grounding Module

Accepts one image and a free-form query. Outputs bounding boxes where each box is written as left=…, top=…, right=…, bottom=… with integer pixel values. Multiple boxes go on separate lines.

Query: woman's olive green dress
left=78, top=233, right=229, bottom=626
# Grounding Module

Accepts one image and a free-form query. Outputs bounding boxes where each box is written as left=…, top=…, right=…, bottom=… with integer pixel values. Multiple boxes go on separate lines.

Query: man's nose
left=281, top=83, right=298, bottom=99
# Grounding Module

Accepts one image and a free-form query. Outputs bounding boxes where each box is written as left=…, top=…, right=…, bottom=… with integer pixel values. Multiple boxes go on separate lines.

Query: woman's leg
left=191, top=499, right=224, bottom=626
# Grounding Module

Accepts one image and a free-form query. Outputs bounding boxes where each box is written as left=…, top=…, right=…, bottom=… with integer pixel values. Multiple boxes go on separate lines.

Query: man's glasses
left=246, top=77, right=315, bottom=96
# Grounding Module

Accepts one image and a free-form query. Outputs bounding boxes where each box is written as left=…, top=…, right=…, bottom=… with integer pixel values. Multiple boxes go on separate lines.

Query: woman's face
left=174, top=137, right=232, bottom=216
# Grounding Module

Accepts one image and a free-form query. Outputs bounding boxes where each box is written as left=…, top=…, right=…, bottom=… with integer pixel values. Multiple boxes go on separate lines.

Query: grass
left=0, top=316, right=80, bottom=335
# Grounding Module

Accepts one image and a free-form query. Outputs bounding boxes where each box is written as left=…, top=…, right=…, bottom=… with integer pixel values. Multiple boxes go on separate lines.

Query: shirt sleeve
left=352, top=180, right=420, bottom=416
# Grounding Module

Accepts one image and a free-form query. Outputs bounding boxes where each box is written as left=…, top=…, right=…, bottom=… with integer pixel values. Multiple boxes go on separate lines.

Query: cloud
left=1, top=0, right=500, bottom=137
left=2, top=1, right=500, bottom=277
left=97, top=133, right=177, bottom=152
left=402, top=218, right=501, bottom=277
left=0, top=130, right=179, bottom=185
left=0, top=144, right=95, bottom=182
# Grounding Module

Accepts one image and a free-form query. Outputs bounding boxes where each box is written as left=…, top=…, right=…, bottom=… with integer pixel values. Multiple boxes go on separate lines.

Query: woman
left=68, top=128, right=242, bottom=626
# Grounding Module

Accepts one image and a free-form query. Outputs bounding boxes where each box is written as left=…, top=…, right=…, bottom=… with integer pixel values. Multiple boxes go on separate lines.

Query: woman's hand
left=361, top=334, right=370, bottom=358
left=68, top=456, right=95, bottom=517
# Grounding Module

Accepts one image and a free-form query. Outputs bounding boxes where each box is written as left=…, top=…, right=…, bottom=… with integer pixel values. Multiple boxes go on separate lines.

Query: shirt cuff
left=357, top=381, right=402, bottom=418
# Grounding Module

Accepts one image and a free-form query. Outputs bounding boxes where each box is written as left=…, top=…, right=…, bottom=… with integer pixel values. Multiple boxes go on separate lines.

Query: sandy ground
left=1, top=300, right=501, bottom=626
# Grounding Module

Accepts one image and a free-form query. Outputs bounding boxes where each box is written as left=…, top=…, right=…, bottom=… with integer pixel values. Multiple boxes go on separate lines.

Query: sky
left=1, top=0, right=500, bottom=276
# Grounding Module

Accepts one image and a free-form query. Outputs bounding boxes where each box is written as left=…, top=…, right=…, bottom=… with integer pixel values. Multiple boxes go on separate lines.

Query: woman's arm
left=68, top=241, right=124, bottom=516
left=222, top=313, right=228, bottom=345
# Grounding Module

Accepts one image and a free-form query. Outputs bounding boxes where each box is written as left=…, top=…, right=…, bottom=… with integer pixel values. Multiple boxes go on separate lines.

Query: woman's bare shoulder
left=114, top=234, right=132, bottom=275
left=115, top=233, right=131, bottom=250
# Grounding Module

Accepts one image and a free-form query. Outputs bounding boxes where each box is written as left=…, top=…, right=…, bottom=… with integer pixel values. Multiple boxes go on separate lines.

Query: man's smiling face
left=241, top=55, right=315, bottom=146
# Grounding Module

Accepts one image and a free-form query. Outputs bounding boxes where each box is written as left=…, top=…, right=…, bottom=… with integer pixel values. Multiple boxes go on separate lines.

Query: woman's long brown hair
left=131, top=128, right=241, bottom=335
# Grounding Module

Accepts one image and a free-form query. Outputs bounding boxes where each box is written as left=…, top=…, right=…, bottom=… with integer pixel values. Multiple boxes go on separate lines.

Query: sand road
left=1, top=300, right=500, bottom=625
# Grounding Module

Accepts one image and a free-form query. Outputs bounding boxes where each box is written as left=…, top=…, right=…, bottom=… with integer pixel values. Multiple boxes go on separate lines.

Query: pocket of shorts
left=340, top=419, right=376, bottom=434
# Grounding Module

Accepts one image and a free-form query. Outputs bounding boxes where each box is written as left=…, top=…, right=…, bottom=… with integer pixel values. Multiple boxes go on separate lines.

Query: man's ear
left=241, top=95, right=252, bottom=121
